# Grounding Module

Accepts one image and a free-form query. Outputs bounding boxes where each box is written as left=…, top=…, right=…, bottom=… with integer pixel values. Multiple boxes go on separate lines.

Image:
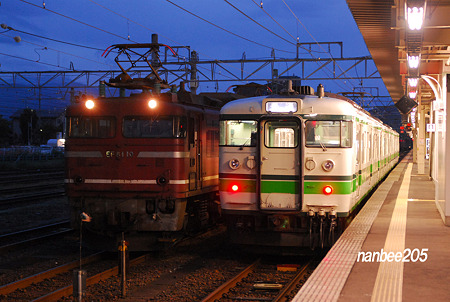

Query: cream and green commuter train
left=219, top=86, right=399, bottom=253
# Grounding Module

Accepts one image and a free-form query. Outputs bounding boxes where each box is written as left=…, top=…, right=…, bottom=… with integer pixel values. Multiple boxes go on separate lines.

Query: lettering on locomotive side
left=105, top=151, right=134, bottom=158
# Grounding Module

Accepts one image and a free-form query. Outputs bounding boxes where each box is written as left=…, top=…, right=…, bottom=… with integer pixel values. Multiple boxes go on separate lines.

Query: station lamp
left=406, top=1, right=426, bottom=31
left=407, top=54, right=420, bottom=69
left=408, top=77, right=419, bottom=88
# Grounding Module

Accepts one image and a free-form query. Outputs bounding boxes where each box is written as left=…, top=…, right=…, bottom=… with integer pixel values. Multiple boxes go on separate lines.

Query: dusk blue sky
left=0, top=0, right=385, bottom=118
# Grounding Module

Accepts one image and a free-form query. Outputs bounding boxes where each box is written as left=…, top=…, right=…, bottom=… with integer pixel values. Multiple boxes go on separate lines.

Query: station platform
left=293, top=153, right=450, bottom=302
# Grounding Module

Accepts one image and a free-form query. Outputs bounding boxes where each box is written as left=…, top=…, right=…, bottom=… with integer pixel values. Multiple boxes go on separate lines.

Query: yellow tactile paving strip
left=371, top=163, right=412, bottom=302
left=292, top=161, right=408, bottom=302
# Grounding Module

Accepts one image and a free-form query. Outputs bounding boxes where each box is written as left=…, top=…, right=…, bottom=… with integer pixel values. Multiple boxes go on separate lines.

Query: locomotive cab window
left=220, top=120, right=257, bottom=147
left=123, top=116, right=186, bottom=138
left=265, top=121, right=299, bottom=148
left=67, top=116, right=115, bottom=138
left=305, top=120, right=352, bottom=148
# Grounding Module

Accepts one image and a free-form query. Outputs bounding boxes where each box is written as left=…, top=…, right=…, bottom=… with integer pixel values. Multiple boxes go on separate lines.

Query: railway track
left=0, top=181, right=64, bottom=195
left=0, top=252, right=153, bottom=301
left=0, top=221, right=72, bottom=253
left=0, top=170, right=64, bottom=185
left=202, top=259, right=314, bottom=302
left=0, top=188, right=65, bottom=205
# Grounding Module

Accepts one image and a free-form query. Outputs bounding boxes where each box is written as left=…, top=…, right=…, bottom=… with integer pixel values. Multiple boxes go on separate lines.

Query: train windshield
left=220, top=120, right=257, bottom=147
left=67, top=116, right=115, bottom=138
left=305, top=120, right=352, bottom=147
left=122, top=116, right=186, bottom=138
left=265, top=121, right=299, bottom=148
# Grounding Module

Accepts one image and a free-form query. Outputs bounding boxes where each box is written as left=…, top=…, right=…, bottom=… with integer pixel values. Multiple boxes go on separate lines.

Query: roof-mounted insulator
left=316, top=84, right=325, bottom=98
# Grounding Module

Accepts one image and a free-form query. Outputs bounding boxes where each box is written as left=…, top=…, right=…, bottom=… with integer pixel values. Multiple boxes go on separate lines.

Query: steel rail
left=0, top=252, right=104, bottom=295
left=0, top=220, right=72, bottom=253
left=272, top=263, right=311, bottom=302
left=31, top=253, right=153, bottom=302
left=201, top=259, right=260, bottom=302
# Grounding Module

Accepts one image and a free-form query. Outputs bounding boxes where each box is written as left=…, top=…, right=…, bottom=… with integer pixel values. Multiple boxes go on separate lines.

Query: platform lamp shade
left=395, top=95, right=418, bottom=115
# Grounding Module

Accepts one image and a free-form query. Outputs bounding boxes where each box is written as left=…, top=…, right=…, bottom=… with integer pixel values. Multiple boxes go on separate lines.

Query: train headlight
left=323, top=185, right=333, bottom=195
left=229, top=158, right=241, bottom=170
left=305, top=158, right=316, bottom=171
left=322, top=160, right=335, bottom=172
left=85, top=99, right=95, bottom=110
left=148, top=99, right=157, bottom=109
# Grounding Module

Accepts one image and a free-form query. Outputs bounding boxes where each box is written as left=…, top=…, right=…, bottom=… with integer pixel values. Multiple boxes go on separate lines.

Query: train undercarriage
left=223, top=210, right=350, bottom=255
left=70, top=192, right=220, bottom=251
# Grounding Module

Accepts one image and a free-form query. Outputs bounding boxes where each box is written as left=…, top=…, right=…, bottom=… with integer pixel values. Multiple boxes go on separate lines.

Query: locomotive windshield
left=67, top=116, right=115, bottom=138
left=122, top=116, right=186, bottom=138
left=220, top=120, right=257, bottom=147
left=305, top=120, right=352, bottom=147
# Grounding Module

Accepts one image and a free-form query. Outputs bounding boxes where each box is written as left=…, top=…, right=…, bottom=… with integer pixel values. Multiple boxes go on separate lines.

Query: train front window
left=67, top=116, right=115, bottom=138
left=265, top=121, right=299, bottom=148
left=220, top=120, right=257, bottom=147
left=305, top=120, right=352, bottom=148
left=123, top=116, right=186, bottom=138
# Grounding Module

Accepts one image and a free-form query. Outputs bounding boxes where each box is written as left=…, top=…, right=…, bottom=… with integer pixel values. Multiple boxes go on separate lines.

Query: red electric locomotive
left=65, top=87, right=222, bottom=250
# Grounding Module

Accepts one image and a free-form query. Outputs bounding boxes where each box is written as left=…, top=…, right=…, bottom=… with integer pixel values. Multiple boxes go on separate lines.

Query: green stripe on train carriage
left=304, top=181, right=353, bottom=194
left=261, top=180, right=299, bottom=194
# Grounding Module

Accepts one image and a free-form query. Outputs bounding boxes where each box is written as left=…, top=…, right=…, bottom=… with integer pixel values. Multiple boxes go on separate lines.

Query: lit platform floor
left=293, top=153, right=450, bottom=302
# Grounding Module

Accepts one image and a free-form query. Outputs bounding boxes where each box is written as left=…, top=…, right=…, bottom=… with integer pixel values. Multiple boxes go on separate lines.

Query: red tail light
left=323, top=185, right=333, bottom=195
left=231, top=184, right=239, bottom=192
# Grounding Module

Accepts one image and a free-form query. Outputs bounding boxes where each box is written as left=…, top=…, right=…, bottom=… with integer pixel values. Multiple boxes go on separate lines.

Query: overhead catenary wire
left=0, top=32, right=117, bottom=69
left=249, top=0, right=297, bottom=41
left=18, top=0, right=138, bottom=43
left=0, top=52, right=71, bottom=70
left=280, top=0, right=360, bottom=91
left=10, top=0, right=375, bottom=96
left=2, top=26, right=106, bottom=51
left=88, top=0, right=248, bottom=80
left=164, top=0, right=294, bottom=54
left=223, top=0, right=296, bottom=46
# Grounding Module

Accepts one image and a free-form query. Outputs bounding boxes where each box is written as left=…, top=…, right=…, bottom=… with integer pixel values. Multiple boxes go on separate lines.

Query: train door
left=188, top=116, right=200, bottom=191
left=259, top=116, right=302, bottom=211
left=355, top=123, right=361, bottom=198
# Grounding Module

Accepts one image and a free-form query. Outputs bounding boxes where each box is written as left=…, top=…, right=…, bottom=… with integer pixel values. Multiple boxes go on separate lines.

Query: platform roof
left=346, top=0, right=450, bottom=104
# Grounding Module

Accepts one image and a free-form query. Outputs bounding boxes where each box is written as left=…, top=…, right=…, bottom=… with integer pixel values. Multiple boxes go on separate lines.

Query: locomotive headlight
left=229, top=158, right=241, bottom=170
left=85, top=99, right=95, bottom=110
left=322, top=159, right=335, bottom=172
left=148, top=99, right=157, bottom=109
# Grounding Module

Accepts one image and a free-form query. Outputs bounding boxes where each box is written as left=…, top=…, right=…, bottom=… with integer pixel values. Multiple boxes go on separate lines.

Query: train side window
left=305, top=120, right=352, bottom=148
left=175, top=117, right=187, bottom=138
left=341, top=121, right=353, bottom=147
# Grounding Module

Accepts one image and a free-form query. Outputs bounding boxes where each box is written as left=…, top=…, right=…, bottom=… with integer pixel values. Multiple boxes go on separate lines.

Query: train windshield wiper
left=319, top=141, right=327, bottom=152
left=239, top=138, right=251, bottom=150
